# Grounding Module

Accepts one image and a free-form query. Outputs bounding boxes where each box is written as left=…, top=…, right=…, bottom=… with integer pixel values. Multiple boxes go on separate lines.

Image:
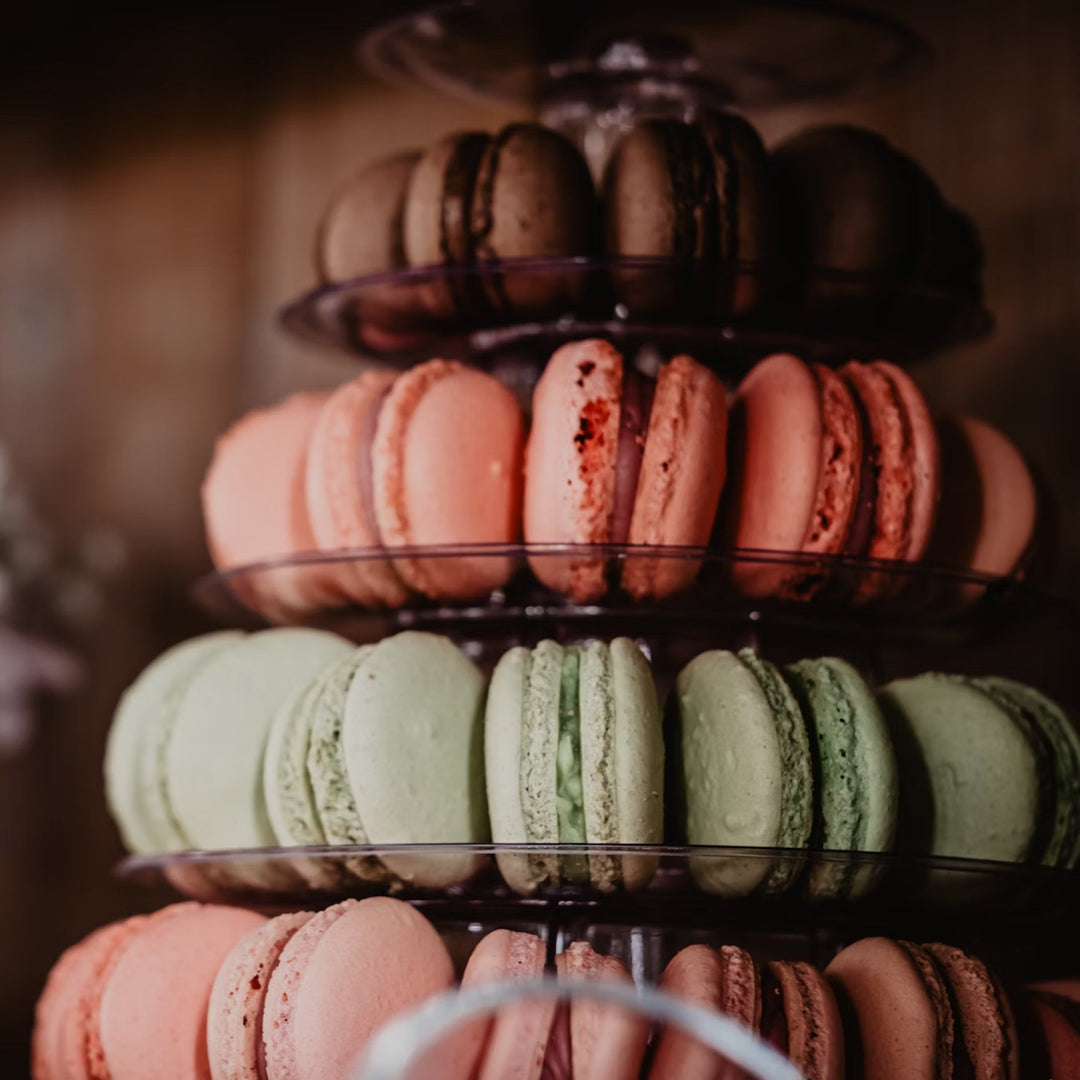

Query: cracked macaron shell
left=524, top=339, right=623, bottom=600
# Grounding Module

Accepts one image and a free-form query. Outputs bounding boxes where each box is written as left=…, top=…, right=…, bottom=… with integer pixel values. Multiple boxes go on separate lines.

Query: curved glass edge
left=190, top=543, right=1062, bottom=640
left=359, top=0, right=928, bottom=111
left=354, top=978, right=803, bottom=1080
left=279, top=254, right=990, bottom=366
left=116, top=843, right=1080, bottom=926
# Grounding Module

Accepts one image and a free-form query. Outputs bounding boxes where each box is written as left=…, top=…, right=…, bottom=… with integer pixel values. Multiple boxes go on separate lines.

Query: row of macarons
left=316, top=116, right=980, bottom=330
left=105, top=627, right=1077, bottom=899
left=203, top=341, right=1039, bottom=617
left=33, top=895, right=1079, bottom=1080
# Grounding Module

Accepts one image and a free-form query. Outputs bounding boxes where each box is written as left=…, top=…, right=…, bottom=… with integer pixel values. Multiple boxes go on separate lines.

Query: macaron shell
left=582, top=638, right=663, bottom=890
left=285, top=898, right=456, bottom=1080
left=343, top=631, right=488, bottom=885
left=99, top=905, right=266, bottom=1080
left=675, top=650, right=785, bottom=896
left=557, top=943, right=647, bottom=1080
left=104, top=631, right=243, bottom=855
left=825, top=937, right=943, bottom=1080
left=524, top=340, right=623, bottom=601
left=485, top=645, right=550, bottom=895
left=316, top=150, right=420, bottom=282
left=207, top=911, right=313, bottom=1080
left=622, top=355, right=727, bottom=600
left=879, top=674, right=1041, bottom=862
left=767, top=960, right=844, bottom=1080
left=725, top=354, right=824, bottom=596
left=166, top=628, right=354, bottom=866
left=924, top=943, right=1019, bottom=1080
left=304, top=370, right=408, bottom=608
left=1025, top=994, right=1080, bottom=1080
left=461, top=930, right=553, bottom=1080
left=650, top=945, right=762, bottom=1080
left=201, top=393, right=333, bottom=617
left=372, top=359, right=523, bottom=599
left=927, top=414, right=1037, bottom=580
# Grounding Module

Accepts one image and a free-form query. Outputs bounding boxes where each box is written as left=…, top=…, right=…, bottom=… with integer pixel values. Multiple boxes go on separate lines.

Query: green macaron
left=784, top=657, right=898, bottom=899
left=879, top=672, right=1066, bottom=866
left=104, top=631, right=245, bottom=854
left=307, top=631, right=489, bottom=888
left=675, top=648, right=814, bottom=896
left=486, top=638, right=664, bottom=895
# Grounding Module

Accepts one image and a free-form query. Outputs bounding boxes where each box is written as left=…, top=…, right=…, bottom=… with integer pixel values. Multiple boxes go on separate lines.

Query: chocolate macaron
left=402, top=122, right=598, bottom=317
left=603, top=113, right=772, bottom=316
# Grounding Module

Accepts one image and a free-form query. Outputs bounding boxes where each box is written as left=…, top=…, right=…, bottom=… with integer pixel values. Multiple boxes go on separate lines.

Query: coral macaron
left=524, top=340, right=727, bottom=602
left=305, top=360, right=524, bottom=603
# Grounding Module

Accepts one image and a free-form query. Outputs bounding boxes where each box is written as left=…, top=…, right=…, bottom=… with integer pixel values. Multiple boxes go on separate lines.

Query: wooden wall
left=1, top=1, right=1078, bottom=1069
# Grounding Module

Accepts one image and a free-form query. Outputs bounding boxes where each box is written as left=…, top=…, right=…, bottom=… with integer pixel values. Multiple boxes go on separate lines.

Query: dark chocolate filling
left=356, top=385, right=394, bottom=546
left=469, top=123, right=525, bottom=312
left=440, top=132, right=492, bottom=312
left=843, top=376, right=879, bottom=559
left=760, top=967, right=790, bottom=1058
left=923, top=949, right=977, bottom=1080
left=610, top=367, right=656, bottom=544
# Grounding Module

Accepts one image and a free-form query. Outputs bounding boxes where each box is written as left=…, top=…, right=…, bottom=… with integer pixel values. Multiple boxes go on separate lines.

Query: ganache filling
left=610, top=367, right=656, bottom=544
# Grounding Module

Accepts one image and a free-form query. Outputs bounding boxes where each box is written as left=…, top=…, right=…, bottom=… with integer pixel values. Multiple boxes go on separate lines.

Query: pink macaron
left=202, top=393, right=334, bottom=618
left=304, top=360, right=525, bottom=604
left=262, top=897, right=456, bottom=1080
left=722, top=354, right=940, bottom=602
left=524, top=340, right=727, bottom=602
left=33, top=903, right=266, bottom=1080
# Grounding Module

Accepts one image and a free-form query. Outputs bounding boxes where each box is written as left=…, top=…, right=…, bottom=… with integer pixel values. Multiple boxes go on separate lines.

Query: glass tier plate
left=118, top=844, right=1080, bottom=935
left=193, top=545, right=1055, bottom=649
left=280, top=258, right=989, bottom=370
left=360, top=0, right=930, bottom=111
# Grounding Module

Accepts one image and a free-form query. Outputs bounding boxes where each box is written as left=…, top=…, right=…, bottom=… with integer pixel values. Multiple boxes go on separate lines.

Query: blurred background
left=0, top=0, right=1077, bottom=1072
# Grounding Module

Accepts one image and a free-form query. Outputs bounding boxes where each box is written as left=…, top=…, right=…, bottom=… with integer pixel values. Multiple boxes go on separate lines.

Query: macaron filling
left=610, top=368, right=656, bottom=544
left=539, top=1003, right=573, bottom=1080
left=760, top=967, right=790, bottom=1058
left=556, top=647, right=586, bottom=847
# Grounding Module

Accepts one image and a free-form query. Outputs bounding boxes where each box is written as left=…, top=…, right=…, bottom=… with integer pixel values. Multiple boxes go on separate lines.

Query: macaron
left=164, top=628, right=354, bottom=868
left=104, top=631, right=244, bottom=854
left=33, top=903, right=266, bottom=1080
left=773, top=125, right=946, bottom=317
left=925, top=414, right=1038, bottom=584
left=879, top=673, right=1077, bottom=866
left=201, top=393, right=334, bottom=618
left=524, top=339, right=727, bottom=601
left=263, top=897, right=456, bottom=1080
left=402, top=122, right=598, bottom=316
left=459, top=935, right=645, bottom=1080
left=840, top=359, right=940, bottom=596
left=721, top=353, right=939, bottom=602
left=722, top=353, right=864, bottom=598
left=207, top=911, right=314, bottom=1080
left=650, top=945, right=844, bottom=1080
left=673, top=649, right=814, bottom=896
left=304, top=631, right=488, bottom=887
left=305, top=360, right=524, bottom=603
left=784, top=657, right=898, bottom=898
left=316, top=149, right=421, bottom=283
left=1017, top=983, right=1080, bottom=1080
left=486, top=637, right=664, bottom=895
left=825, top=937, right=1018, bottom=1080
left=603, top=113, right=772, bottom=316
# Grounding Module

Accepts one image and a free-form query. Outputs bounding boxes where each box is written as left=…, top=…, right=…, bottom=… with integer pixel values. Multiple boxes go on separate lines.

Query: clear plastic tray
left=117, top=844, right=1080, bottom=933
left=360, top=0, right=929, bottom=112
left=193, top=544, right=1050, bottom=647
left=280, top=257, right=989, bottom=369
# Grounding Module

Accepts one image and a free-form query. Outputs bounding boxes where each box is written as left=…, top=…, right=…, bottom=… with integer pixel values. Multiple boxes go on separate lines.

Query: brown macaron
left=402, top=122, right=598, bottom=316
left=603, top=113, right=772, bottom=316
left=316, top=149, right=421, bottom=283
